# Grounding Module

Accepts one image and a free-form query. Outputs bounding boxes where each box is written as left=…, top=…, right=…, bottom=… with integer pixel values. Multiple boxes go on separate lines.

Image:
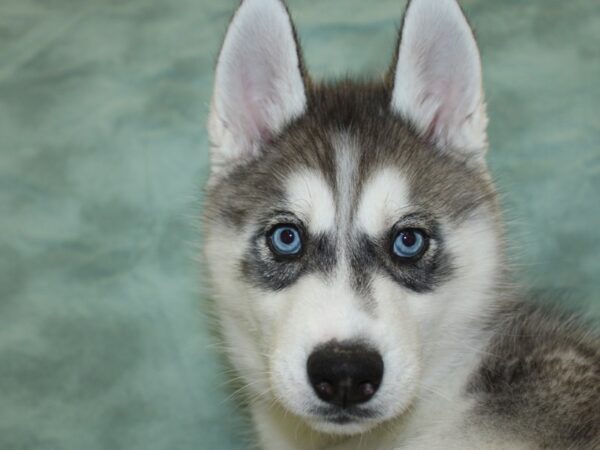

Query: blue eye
left=269, top=225, right=302, bottom=256
left=393, top=229, right=427, bottom=259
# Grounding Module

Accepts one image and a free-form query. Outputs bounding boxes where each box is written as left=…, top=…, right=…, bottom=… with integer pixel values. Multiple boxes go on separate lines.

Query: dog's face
left=205, top=0, right=502, bottom=436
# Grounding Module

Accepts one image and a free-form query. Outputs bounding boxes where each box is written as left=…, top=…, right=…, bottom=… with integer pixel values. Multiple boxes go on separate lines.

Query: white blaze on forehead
left=356, top=168, right=411, bottom=236
left=285, top=170, right=335, bottom=233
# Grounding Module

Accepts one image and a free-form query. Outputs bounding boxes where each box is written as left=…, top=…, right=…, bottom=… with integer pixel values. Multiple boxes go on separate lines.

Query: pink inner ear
left=422, top=36, right=477, bottom=133
left=423, top=108, right=442, bottom=143
left=211, top=0, right=307, bottom=163
left=391, top=0, right=486, bottom=153
left=238, top=70, right=266, bottom=148
left=228, top=41, right=290, bottom=151
left=423, top=77, right=472, bottom=143
left=249, top=69, right=279, bottom=145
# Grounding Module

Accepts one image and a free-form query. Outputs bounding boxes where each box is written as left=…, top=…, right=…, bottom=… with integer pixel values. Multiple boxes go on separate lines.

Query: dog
left=203, top=0, right=600, bottom=448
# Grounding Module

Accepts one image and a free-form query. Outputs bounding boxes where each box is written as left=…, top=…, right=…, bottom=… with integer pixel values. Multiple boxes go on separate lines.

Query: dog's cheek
left=204, top=228, right=272, bottom=375
left=251, top=289, right=291, bottom=348
left=401, top=215, right=501, bottom=388
left=407, top=215, right=500, bottom=337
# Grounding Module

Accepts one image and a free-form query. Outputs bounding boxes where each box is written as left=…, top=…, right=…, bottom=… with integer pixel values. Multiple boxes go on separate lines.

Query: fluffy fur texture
left=203, top=0, right=600, bottom=448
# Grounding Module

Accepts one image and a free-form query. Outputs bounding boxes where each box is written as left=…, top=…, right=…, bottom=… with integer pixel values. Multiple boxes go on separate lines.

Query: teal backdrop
left=0, top=0, right=598, bottom=449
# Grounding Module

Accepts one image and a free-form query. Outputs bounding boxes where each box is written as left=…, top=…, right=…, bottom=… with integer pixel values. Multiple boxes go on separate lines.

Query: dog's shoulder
left=466, top=298, right=600, bottom=449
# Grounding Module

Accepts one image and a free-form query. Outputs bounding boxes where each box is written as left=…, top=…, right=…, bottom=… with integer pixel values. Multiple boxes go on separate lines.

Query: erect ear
left=208, top=0, right=307, bottom=173
left=391, top=0, right=488, bottom=160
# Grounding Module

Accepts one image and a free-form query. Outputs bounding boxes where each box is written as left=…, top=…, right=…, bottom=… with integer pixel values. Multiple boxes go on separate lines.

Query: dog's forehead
left=283, top=144, right=411, bottom=236
left=206, top=82, right=496, bottom=231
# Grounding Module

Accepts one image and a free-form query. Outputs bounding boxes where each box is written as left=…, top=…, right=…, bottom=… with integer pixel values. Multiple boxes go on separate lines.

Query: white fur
left=391, top=0, right=488, bottom=158
left=208, top=0, right=306, bottom=175
left=356, top=168, right=412, bottom=236
left=285, top=170, right=336, bottom=234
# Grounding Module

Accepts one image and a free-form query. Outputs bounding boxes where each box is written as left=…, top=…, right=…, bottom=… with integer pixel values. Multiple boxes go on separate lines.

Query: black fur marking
left=369, top=219, right=453, bottom=294
left=342, top=214, right=452, bottom=295
left=311, top=405, right=379, bottom=420
left=347, top=235, right=377, bottom=302
left=241, top=219, right=336, bottom=291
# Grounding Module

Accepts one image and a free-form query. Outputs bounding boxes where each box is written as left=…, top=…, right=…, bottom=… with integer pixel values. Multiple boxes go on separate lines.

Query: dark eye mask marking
left=241, top=211, right=453, bottom=294
left=241, top=227, right=336, bottom=291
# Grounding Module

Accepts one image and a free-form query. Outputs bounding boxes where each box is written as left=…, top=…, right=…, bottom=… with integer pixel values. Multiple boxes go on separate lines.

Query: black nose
left=307, top=341, right=384, bottom=408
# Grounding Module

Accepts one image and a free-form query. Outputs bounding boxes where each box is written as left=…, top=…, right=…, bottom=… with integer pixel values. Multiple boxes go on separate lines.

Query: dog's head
left=204, top=0, right=502, bottom=435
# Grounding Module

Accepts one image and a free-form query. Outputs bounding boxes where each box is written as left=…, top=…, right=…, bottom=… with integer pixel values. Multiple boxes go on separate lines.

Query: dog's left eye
left=269, top=225, right=302, bottom=256
left=392, top=229, right=427, bottom=259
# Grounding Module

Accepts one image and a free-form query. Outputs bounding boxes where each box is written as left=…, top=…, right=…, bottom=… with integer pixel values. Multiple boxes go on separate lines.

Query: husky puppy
left=203, top=0, right=600, bottom=448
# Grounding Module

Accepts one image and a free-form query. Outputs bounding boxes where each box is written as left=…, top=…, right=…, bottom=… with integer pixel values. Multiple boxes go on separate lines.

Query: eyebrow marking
left=356, top=168, right=411, bottom=237
left=285, top=169, right=335, bottom=234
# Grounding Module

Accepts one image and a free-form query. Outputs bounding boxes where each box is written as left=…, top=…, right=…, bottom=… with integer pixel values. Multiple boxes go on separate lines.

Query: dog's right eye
left=268, top=225, right=302, bottom=256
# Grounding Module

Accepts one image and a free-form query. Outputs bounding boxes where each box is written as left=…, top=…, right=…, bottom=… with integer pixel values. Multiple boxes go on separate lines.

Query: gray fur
left=468, top=299, right=600, bottom=449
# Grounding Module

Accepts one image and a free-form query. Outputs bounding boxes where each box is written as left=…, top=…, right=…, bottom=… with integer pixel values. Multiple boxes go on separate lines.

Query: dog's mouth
left=313, top=405, right=377, bottom=419
left=322, top=413, right=368, bottom=425
left=307, top=405, right=381, bottom=432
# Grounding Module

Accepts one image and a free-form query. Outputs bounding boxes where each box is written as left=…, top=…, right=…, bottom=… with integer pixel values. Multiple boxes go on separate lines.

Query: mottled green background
left=0, top=0, right=598, bottom=449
